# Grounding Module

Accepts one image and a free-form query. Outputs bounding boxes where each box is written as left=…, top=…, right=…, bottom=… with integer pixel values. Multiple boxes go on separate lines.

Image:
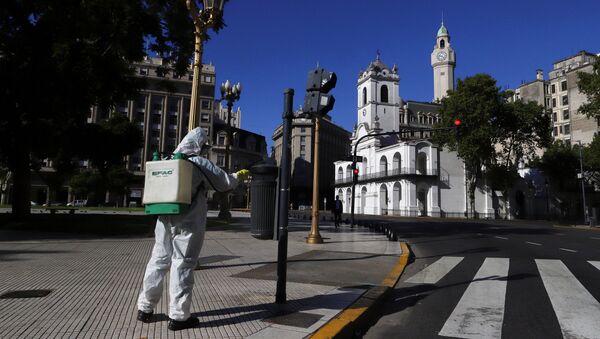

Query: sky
left=201, top=0, right=600, bottom=151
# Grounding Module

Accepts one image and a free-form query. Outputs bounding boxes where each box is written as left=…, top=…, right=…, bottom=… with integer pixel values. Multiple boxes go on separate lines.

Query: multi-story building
left=272, top=114, right=351, bottom=210
left=514, top=51, right=598, bottom=145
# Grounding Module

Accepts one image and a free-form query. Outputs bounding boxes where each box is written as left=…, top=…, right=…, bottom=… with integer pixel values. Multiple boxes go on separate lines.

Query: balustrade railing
left=334, top=167, right=439, bottom=185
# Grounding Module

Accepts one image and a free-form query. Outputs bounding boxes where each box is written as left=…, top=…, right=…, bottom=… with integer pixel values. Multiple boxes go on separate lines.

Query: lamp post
left=218, top=80, right=242, bottom=220
left=185, top=0, right=225, bottom=131
left=577, top=140, right=589, bottom=224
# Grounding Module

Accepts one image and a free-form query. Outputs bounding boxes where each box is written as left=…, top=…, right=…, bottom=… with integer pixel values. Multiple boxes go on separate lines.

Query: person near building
left=334, top=195, right=343, bottom=228
left=136, top=128, right=249, bottom=331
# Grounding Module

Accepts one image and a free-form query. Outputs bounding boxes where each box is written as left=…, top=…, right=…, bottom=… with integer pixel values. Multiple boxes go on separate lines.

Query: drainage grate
left=0, top=289, right=53, bottom=299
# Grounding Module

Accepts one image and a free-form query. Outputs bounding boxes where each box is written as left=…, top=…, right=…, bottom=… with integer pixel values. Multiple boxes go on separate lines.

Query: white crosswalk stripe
left=536, top=259, right=600, bottom=339
left=590, top=261, right=600, bottom=271
left=438, top=257, right=509, bottom=339
left=405, top=256, right=463, bottom=284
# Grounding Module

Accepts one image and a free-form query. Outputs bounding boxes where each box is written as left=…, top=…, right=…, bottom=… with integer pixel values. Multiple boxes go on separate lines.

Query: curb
left=554, top=225, right=600, bottom=232
left=309, top=242, right=411, bottom=339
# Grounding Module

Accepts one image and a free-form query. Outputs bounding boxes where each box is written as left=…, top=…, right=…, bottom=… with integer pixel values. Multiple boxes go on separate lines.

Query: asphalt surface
left=363, top=219, right=600, bottom=339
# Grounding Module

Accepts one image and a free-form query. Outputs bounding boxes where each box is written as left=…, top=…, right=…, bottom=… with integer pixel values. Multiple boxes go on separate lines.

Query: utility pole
left=307, top=116, right=324, bottom=244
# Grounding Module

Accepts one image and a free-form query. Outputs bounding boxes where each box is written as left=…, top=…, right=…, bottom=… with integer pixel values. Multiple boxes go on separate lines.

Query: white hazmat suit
left=137, top=128, right=239, bottom=322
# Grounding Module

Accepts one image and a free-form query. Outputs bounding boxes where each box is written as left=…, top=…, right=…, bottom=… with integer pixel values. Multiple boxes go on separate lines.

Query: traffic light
left=454, top=118, right=463, bottom=139
left=303, top=67, right=337, bottom=116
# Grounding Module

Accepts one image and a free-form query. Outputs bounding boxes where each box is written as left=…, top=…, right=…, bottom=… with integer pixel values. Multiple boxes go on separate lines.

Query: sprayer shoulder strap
left=186, top=158, right=228, bottom=194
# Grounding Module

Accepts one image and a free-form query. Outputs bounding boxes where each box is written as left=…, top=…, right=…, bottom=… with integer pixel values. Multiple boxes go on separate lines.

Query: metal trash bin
left=250, top=162, right=278, bottom=239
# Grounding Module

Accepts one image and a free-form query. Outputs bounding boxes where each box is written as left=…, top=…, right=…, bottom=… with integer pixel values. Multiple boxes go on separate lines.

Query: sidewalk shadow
left=188, top=287, right=367, bottom=327
left=0, top=249, right=71, bottom=261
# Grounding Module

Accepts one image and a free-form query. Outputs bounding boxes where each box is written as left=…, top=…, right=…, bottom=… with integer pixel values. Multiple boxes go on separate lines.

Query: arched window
left=380, top=85, right=389, bottom=103
left=393, top=153, right=401, bottom=173
left=362, top=87, right=367, bottom=105
left=380, top=156, right=388, bottom=175
left=440, top=39, right=445, bottom=48
left=338, top=167, right=343, bottom=180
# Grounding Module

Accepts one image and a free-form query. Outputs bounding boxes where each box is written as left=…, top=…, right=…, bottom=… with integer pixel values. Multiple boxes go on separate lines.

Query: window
left=300, top=127, right=306, bottom=133
left=553, top=127, right=558, bottom=136
left=440, top=39, right=445, bottom=48
left=167, top=130, right=176, bottom=138
left=552, top=98, right=556, bottom=108
left=380, top=85, right=389, bottom=103
left=551, top=84, right=556, bottom=94
left=188, top=74, right=193, bottom=80
left=201, top=100, right=211, bottom=110
left=562, top=95, right=568, bottom=105
left=203, top=75, right=212, bottom=83
left=151, top=130, right=160, bottom=138
left=201, top=113, right=210, bottom=123
left=300, top=136, right=306, bottom=144
left=563, top=109, right=569, bottom=120
left=136, top=112, right=144, bottom=122
left=546, top=98, right=551, bottom=108
left=300, top=145, right=305, bottom=151
left=552, top=113, right=557, bottom=122
left=217, top=133, right=226, bottom=145
left=559, top=126, right=563, bottom=134
left=139, top=68, right=148, bottom=75
left=362, top=87, right=367, bottom=105
left=561, top=80, right=567, bottom=91
left=564, top=124, right=570, bottom=135
left=152, top=114, right=161, bottom=124
left=217, top=155, right=225, bottom=166
left=168, top=115, right=177, bottom=125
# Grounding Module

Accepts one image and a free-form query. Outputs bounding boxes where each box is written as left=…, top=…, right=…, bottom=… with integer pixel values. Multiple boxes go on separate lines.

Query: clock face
left=437, top=51, right=447, bottom=61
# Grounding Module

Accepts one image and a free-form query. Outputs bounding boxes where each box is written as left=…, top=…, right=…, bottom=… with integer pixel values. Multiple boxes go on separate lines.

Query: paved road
left=364, top=219, right=600, bottom=339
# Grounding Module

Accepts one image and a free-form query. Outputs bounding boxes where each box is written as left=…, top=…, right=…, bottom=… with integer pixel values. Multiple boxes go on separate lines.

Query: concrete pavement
left=0, top=213, right=403, bottom=338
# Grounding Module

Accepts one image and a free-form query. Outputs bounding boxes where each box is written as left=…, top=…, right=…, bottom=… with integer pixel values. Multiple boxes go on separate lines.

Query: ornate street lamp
left=186, top=0, right=226, bottom=131
left=218, top=80, right=242, bottom=220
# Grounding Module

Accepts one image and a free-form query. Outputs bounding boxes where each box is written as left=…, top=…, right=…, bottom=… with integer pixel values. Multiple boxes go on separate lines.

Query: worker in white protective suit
left=136, top=127, right=249, bottom=331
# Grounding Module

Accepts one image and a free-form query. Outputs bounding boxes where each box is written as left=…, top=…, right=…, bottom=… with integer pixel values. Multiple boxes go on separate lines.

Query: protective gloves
left=235, top=169, right=250, bottom=182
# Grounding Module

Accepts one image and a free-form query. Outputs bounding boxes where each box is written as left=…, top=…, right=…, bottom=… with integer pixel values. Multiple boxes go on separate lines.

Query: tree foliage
left=434, top=73, right=551, bottom=213
left=0, top=0, right=225, bottom=216
left=577, top=57, right=600, bottom=118
left=534, top=140, right=579, bottom=191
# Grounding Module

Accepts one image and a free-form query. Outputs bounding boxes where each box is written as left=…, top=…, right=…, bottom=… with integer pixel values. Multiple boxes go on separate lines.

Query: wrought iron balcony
left=334, top=167, right=439, bottom=185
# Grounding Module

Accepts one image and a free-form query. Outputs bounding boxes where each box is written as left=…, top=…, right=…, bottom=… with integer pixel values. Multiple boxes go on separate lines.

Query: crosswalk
left=403, top=257, right=600, bottom=339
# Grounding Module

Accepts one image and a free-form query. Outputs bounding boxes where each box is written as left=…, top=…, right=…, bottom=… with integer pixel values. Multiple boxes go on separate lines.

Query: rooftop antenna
left=442, top=11, right=444, bottom=25
left=316, top=61, right=320, bottom=68
left=376, top=49, right=381, bottom=60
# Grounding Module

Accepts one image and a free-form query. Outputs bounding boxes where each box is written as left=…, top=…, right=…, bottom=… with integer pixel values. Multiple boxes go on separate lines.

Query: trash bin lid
left=250, top=162, right=279, bottom=177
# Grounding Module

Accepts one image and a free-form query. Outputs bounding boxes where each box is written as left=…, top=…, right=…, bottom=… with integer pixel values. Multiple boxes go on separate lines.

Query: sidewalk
left=0, top=214, right=403, bottom=338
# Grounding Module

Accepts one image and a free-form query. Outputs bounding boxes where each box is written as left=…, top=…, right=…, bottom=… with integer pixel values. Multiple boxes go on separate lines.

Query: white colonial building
left=334, top=23, right=496, bottom=218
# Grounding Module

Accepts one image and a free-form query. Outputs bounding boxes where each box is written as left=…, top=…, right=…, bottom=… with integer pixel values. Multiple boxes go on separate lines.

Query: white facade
left=334, top=23, right=494, bottom=219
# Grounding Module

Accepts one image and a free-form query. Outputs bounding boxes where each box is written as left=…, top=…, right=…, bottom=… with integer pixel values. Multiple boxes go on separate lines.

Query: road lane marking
left=526, top=241, right=542, bottom=246
left=494, top=236, right=508, bottom=240
left=559, top=248, right=577, bottom=253
left=438, top=258, right=509, bottom=339
left=405, top=256, right=464, bottom=284
left=536, top=259, right=600, bottom=339
left=589, top=261, right=600, bottom=271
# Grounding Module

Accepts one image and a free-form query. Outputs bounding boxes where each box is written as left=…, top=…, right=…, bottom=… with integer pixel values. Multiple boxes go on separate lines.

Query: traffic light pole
left=350, top=127, right=457, bottom=226
left=276, top=89, right=294, bottom=304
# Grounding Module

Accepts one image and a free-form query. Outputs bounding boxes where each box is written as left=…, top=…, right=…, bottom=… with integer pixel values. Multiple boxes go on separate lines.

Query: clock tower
left=431, top=22, right=456, bottom=101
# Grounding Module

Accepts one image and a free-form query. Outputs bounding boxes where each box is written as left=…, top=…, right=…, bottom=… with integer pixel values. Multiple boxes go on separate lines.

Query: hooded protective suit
left=137, top=128, right=239, bottom=321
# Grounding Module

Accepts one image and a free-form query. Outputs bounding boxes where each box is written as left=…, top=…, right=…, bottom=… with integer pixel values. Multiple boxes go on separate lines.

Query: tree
left=534, top=141, right=579, bottom=192
left=434, top=74, right=503, bottom=215
left=0, top=1, right=225, bottom=217
left=577, top=57, right=600, bottom=118
left=70, top=115, right=143, bottom=205
left=488, top=99, right=552, bottom=211
left=435, top=74, right=551, bottom=216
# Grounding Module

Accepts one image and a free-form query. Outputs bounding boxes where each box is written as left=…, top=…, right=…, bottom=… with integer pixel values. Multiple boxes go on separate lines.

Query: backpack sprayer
left=142, top=152, right=193, bottom=215
left=142, top=151, right=242, bottom=215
